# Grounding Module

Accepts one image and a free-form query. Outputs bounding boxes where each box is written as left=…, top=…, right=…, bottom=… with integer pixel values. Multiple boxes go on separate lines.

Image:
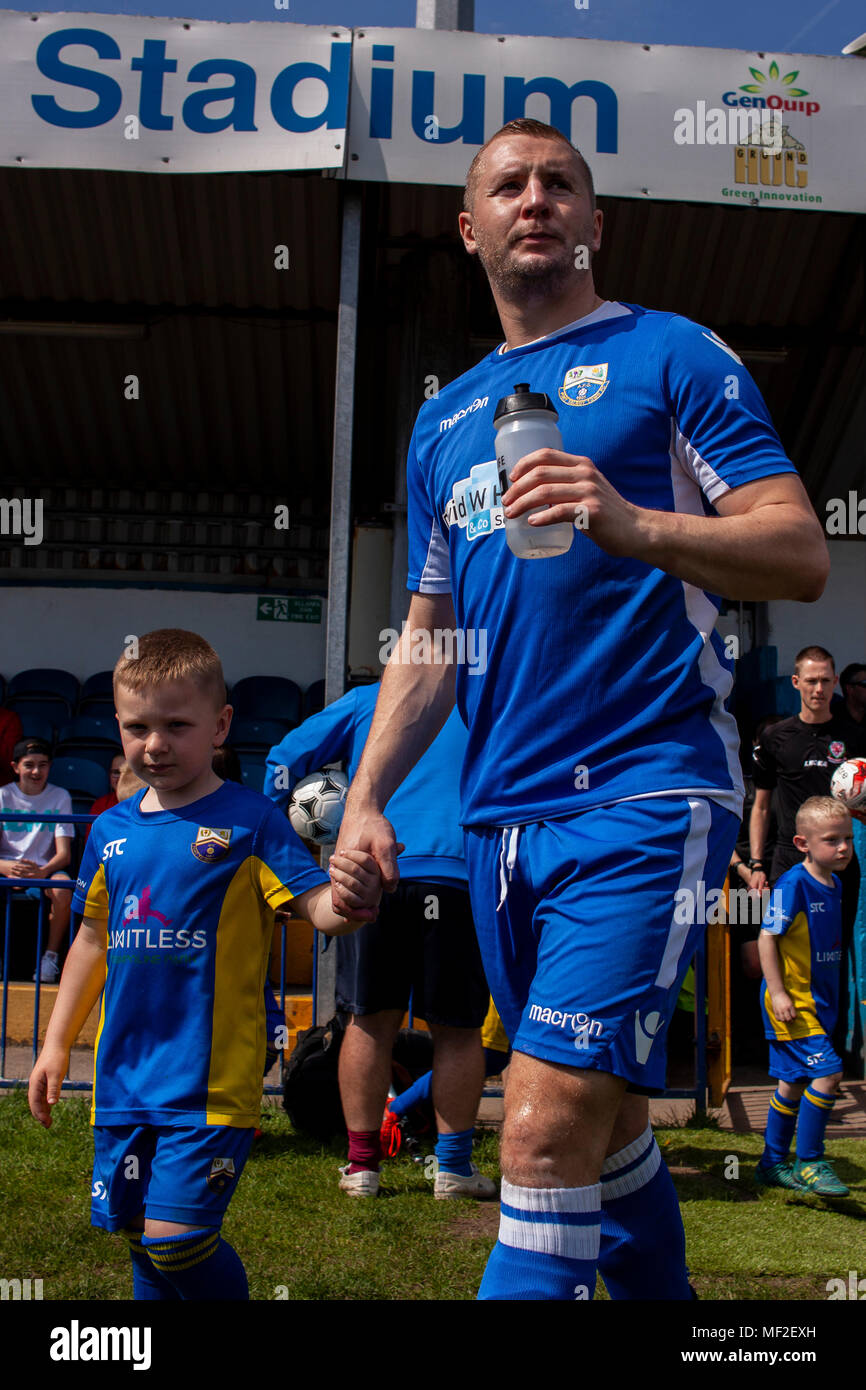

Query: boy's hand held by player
left=770, top=990, right=797, bottom=1023
left=332, top=804, right=402, bottom=917
left=327, top=845, right=404, bottom=925
left=502, top=448, right=641, bottom=557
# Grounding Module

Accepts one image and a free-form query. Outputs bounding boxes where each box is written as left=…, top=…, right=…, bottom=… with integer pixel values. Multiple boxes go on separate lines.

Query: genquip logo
left=723, top=60, right=820, bottom=117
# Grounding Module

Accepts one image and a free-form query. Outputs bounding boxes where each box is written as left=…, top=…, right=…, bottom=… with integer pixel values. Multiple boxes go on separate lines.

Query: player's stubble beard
left=472, top=218, right=595, bottom=306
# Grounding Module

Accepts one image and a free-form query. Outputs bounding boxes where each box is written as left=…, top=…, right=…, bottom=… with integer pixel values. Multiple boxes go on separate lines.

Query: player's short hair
left=796, top=795, right=851, bottom=836
left=113, top=629, right=227, bottom=709
left=463, top=118, right=596, bottom=213
left=793, top=645, right=834, bottom=672
left=839, top=661, right=866, bottom=691
left=12, top=737, right=52, bottom=763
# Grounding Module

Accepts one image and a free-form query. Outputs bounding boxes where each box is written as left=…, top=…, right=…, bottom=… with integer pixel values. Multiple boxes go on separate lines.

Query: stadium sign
left=2, top=14, right=864, bottom=211
left=347, top=30, right=865, bottom=213
left=3, top=11, right=350, bottom=172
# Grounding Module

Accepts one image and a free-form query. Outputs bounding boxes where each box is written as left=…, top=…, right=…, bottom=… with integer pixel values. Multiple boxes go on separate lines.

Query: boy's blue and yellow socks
left=135, top=1228, right=248, bottom=1300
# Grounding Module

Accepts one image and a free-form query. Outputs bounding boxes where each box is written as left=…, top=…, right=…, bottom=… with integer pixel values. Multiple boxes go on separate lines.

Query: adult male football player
left=332, top=119, right=829, bottom=1300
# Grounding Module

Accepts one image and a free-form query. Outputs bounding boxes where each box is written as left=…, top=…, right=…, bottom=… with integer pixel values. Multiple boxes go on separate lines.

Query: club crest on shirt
left=559, top=362, right=609, bottom=407
left=191, top=827, right=232, bottom=862
left=828, top=741, right=846, bottom=763
left=207, top=1156, right=236, bottom=1190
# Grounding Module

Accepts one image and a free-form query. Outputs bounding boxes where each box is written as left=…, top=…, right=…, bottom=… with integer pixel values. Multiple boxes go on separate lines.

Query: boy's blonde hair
left=113, top=629, right=226, bottom=709
left=796, top=795, right=851, bottom=836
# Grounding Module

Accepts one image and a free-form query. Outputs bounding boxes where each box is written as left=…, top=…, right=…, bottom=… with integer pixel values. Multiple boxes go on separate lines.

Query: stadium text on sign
left=31, top=29, right=349, bottom=134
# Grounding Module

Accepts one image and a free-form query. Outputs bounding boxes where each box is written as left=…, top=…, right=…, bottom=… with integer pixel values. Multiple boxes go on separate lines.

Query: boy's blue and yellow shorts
left=90, top=1123, right=254, bottom=1231
left=767, top=1035, right=842, bottom=1083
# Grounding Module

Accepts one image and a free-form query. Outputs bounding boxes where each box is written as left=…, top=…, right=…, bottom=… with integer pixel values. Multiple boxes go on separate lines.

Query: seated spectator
left=0, top=737, right=74, bottom=982
left=212, top=744, right=242, bottom=784
left=115, top=761, right=146, bottom=802
left=0, top=704, right=23, bottom=786
left=84, top=754, right=124, bottom=839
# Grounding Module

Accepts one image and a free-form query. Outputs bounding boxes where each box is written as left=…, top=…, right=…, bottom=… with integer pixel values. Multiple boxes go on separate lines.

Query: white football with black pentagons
left=830, top=757, right=866, bottom=810
left=288, top=769, right=349, bottom=844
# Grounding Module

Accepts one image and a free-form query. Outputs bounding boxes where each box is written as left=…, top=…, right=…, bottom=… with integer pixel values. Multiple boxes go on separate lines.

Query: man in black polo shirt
left=749, top=645, right=865, bottom=1065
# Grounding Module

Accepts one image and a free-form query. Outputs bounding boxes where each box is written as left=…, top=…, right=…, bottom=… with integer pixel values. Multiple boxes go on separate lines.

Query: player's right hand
left=28, top=1051, right=67, bottom=1128
left=331, top=806, right=401, bottom=918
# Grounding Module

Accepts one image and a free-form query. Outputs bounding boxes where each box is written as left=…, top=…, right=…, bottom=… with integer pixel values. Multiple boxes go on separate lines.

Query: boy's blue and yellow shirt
left=759, top=862, right=843, bottom=1041
left=72, top=782, right=328, bottom=1129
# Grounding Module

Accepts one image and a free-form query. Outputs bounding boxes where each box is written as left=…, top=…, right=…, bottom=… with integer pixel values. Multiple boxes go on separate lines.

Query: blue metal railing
left=1, top=810, right=93, bottom=1091
left=1, top=810, right=715, bottom=1108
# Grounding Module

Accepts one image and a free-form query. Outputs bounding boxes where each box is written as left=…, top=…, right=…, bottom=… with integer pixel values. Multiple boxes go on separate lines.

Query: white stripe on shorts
left=654, top=797, right=711, bottom=990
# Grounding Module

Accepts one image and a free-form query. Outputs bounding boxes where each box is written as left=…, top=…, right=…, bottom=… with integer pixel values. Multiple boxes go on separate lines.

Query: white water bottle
left=494, top=384, right=574, bottom=559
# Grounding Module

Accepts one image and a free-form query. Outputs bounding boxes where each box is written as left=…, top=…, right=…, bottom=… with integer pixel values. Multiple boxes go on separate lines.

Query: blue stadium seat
left=7, top=668, right=80, bottom=711
left=57, top=714, right=119, bottom=743
left=12, top=714, right=53, bottom=745
left=50, top=757, right=108, bottom=805
left=78, top=671, right=115, bottom=714
left=230, top=717, right=293, bottom=753
left=230, top=677, right=301, bottom=727
left=239, top=757, right=266, bottom=793
left=7, top=699, right=70, bottom=738
left=303, top=679, right=326, bottom=718
left=54, top=742, right=121, bottom=775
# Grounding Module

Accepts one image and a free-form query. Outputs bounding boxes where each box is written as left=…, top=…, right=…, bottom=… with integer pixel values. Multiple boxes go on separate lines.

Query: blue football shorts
left=767, top=1035, right=843, bottom=1083
left=463, top=796, right=739, bottom=1094
left=91, top=1123, right=254, bottom=1231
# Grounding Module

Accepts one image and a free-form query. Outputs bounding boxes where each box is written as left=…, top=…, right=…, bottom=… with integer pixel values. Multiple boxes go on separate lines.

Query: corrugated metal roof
left=0, top=168, right=861, bottom=590
left=381, top=183, right=865, bottom=505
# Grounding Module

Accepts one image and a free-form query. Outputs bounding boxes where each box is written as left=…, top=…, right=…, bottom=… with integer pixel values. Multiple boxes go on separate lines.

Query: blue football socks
left=478, top=1179, right=601, bottom=1300
left=598, top=1125, right=691, bottom=1299
left=796, top=1085, right=836, bottom=1161
left=434, top=1126, right=474, bottom=1177
left=125, top=1229, right=181, bottom=1301
left=142, top=1228, right=248, bottom=1300
left=761, top=1089, right=800, bottom=1165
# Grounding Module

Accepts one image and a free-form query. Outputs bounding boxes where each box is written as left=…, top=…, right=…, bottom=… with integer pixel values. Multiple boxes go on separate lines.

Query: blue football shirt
left=72, top=781, right=328, bottom=1128
left=759, top=863, right=843, bottom=1041
left=407, top=301, right=797, bottom=827
left=264, top=681, right=468, bottom=886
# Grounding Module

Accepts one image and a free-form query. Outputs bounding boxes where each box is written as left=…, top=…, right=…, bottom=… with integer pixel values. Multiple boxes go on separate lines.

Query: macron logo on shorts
left=527, top=1003, right=603, bottom=1038
left=634, top=1010, right=665, bottom=1065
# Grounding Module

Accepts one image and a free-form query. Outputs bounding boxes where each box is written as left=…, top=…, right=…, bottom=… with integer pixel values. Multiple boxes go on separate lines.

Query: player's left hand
left=502, top=449, right=642, bottom=557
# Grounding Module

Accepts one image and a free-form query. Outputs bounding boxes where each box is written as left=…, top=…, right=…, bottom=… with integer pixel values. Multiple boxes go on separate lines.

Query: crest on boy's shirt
left=207, top=1157, right=236, bottom=1190
left=191, top=827, right=232, bottom=862
left=827, top=741, right=846, bottom=763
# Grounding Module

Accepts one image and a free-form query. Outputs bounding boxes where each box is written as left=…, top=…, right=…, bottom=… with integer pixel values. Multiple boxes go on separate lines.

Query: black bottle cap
left=493, top=384, right=558, bottom=424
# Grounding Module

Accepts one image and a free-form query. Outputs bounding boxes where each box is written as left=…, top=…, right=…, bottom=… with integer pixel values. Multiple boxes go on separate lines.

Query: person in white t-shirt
left=0, top=738, right=74, bottom=982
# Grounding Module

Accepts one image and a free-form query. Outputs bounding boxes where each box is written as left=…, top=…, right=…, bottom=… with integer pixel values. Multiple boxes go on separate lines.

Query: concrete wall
left=2, top=586, right=326, bottom=689
left=767, top=539, right=866, bottom=676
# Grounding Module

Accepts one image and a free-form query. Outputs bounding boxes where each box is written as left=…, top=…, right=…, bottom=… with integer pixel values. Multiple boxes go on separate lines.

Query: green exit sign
left=256, top=596, right=322, bottom=624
